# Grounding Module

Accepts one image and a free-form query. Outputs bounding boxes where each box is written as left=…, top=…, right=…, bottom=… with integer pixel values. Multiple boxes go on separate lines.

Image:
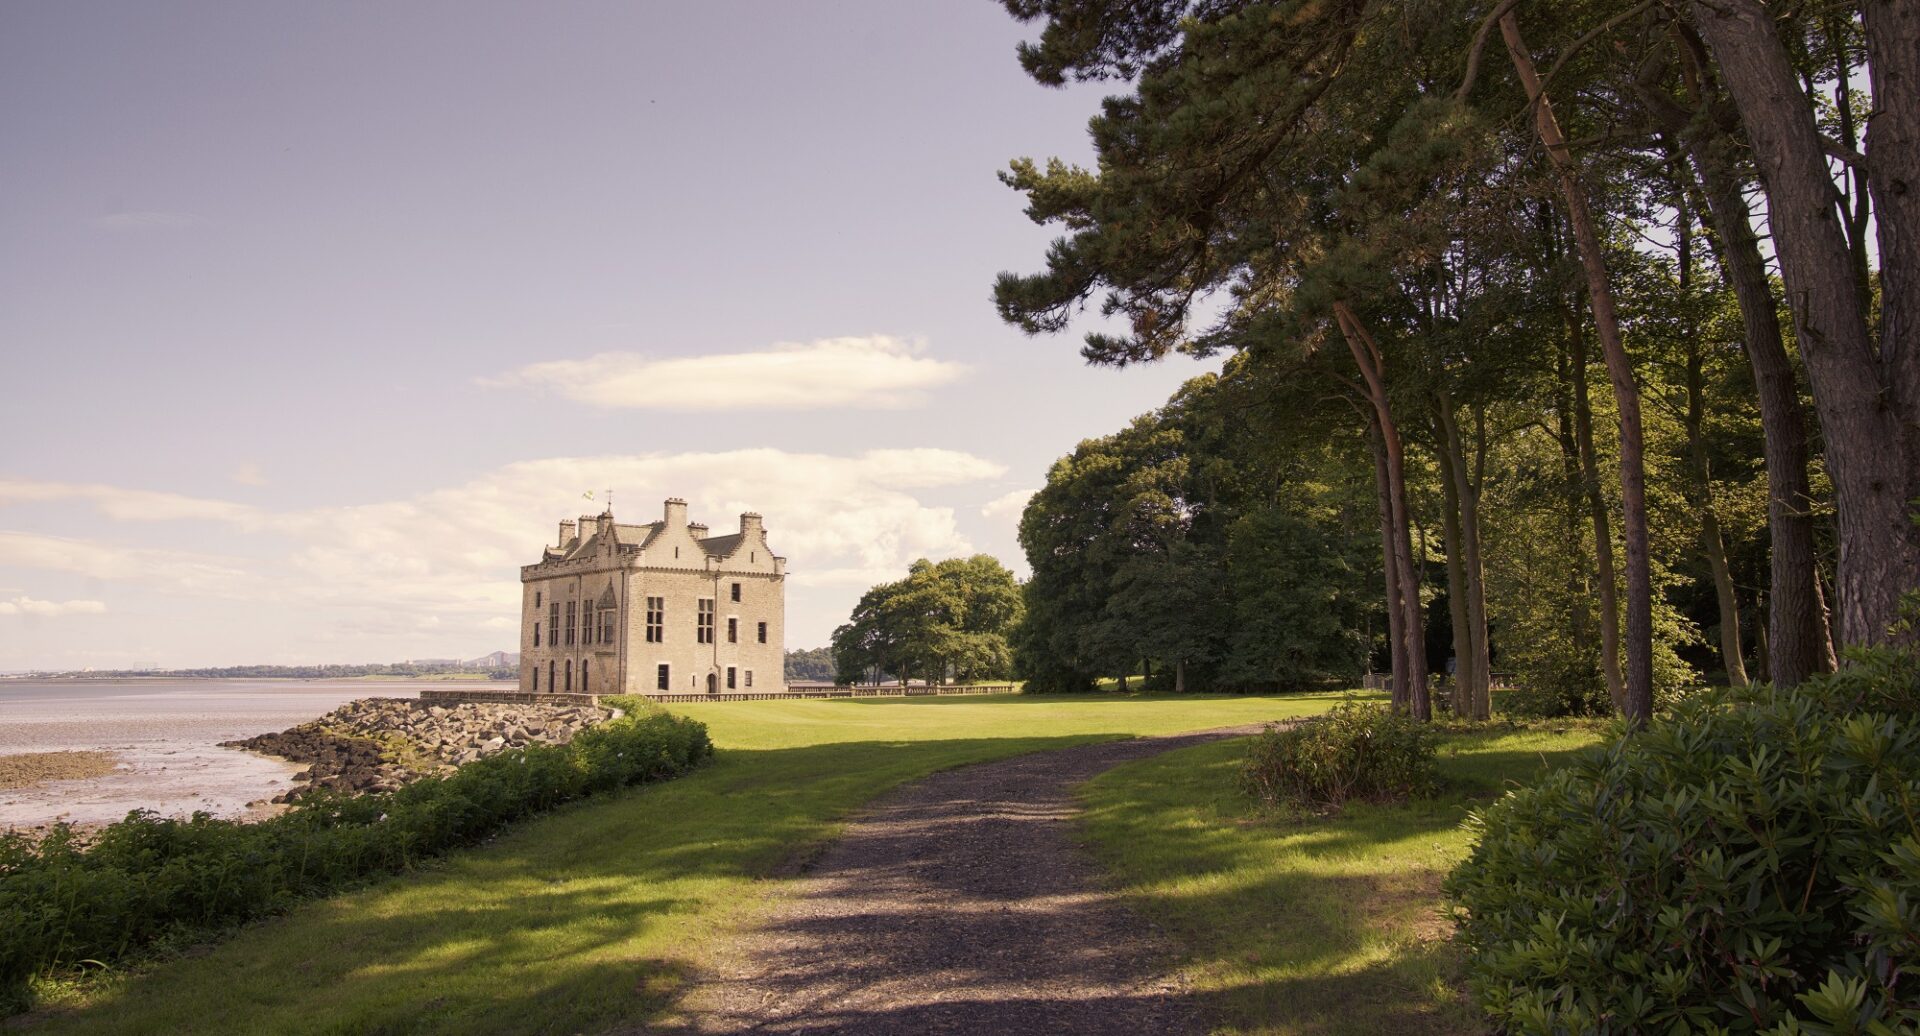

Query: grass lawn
left=19, top=691, right=1353, bottom=1035
left=1078, top=721, right=1609, bottom=1035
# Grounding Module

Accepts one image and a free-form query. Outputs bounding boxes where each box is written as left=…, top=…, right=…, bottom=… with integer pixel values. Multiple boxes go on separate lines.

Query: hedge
left=0, top=708, right=712, bottom=1010
left=1446, top=649, right=1920, bottom=1033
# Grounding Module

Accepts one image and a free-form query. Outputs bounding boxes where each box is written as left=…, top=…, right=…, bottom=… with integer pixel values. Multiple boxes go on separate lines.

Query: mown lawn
left=19, top=692, right=1351, bottom=1035
left=1078, top=721, right=1610, bottom=1035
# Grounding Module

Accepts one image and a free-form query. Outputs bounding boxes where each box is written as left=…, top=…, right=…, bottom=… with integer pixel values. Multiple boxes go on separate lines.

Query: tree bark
left=1503, top=12, right=1655, bottom=723
left=1369, top=414, right=1410, bottom=710
left=1435, top=420, right=1475, bottom=717
left=1337, top=302, right=1430, bottom=720
left=1675, top=200, right=1750, bottom=686
left=1688, top=0, right=1920, bottom=648
left=1569, top=301, right=1626, bottom=712
left=1861, top=0, right=1920, bottom=496
left=1653, top=23, right=1826, bottom=685
left=1437, top=390, right=1492, bottom=718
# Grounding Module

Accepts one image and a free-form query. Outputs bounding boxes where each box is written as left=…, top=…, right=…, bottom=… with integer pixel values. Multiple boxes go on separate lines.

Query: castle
left=518, top=498, right=786, bottom=696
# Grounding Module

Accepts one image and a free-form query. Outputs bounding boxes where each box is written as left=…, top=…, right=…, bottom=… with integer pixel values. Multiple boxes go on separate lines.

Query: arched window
left=532, top=666, right=540, bottom=692
left=548, top=660, right=555, bottom=692
left=582, top=658, right=590, bottom=693
left=565, top=659, right=573, bottom=691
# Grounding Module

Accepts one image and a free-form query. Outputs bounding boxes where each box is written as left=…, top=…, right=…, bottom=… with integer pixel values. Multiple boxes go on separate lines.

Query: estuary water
left=0, top=678, right=435, bottom=829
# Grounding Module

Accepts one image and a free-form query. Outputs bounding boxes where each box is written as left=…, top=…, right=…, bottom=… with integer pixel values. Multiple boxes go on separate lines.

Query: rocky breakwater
left=222, top=697, right=613, bottom=801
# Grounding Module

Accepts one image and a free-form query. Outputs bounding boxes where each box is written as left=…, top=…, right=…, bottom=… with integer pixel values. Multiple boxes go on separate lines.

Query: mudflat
left=0, top=678, right=436, bottom=829
left=0, top=750, right=120, bottom=790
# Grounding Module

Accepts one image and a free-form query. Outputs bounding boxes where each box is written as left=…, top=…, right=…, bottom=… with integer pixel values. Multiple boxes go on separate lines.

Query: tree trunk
left=1369, top=402, right=1411, bottom=712
left=1504, top=12, right=1655, bottom=723
left=1337, top=302, right=1430, bottom=720
left=1436, top=422, right=1474, bottom=717
left=1554, top=338, right=1596, bottom=649
left=1675, top=200, right=1749, bottom=686
left=1688, top=0, right=1920, bottom=648
left=1569, top=301, right=1626, bottom=712
left=1861, top=1, right=1920, bottom=506
left=1175, top=658, right=1186, bottom=694
left=1438, top=391, right=1493, bottom=719
left=1661, top=24, right=1825, bottom=686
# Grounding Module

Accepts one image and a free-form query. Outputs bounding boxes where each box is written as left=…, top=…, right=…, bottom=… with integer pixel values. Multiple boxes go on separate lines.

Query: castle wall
left=519, top=500, right=786, bottom=696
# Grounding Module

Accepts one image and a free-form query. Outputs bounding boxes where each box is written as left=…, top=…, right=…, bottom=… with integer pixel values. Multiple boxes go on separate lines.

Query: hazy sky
left=0, top=2, right=1217, bottom=669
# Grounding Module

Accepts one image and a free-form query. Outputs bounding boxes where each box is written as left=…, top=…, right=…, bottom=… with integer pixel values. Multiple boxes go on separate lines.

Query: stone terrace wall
left=418, top=689, right=601, bottom=707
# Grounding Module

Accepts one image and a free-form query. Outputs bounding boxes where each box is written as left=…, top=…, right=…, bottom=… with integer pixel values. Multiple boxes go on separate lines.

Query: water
left=0, top=678, right=444, bottom=829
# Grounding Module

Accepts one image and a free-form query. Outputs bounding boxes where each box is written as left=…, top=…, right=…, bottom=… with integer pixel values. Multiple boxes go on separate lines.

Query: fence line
left=645, top=683, right=1017, bottom=704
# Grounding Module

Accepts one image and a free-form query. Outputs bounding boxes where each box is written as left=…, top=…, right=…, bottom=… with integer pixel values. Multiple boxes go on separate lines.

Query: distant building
left=519, top=498, right=786, bottom=696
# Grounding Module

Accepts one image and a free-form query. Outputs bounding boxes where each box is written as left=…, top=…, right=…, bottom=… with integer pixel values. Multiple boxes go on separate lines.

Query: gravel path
left=659, top=724, right=1274, bottom=1036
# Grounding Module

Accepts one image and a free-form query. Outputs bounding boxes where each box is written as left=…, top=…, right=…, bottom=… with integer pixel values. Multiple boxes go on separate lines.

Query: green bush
left=0, top=710, right=712, bottom=1011
left=1446, top=649, right=1920, bottom=1034
left=1239, top=703, right=1439, bottom=810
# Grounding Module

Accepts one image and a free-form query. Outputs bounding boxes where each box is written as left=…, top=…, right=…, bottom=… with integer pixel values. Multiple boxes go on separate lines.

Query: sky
left=0, top=1, right=1218, bottom=668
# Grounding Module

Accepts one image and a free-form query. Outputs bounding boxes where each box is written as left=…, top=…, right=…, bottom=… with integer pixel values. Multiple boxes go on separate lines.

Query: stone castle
left=518, top=498, right=786, bottom=696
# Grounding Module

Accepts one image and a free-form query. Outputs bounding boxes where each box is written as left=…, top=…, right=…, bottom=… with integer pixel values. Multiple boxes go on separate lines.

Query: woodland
left=991, top=0, right=1918, bottom=723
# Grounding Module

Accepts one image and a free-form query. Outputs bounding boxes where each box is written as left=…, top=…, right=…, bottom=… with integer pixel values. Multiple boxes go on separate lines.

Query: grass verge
left=17, top=691, right=1354, bottom=1035
left=1078, top=720, right=1608, bottom=1035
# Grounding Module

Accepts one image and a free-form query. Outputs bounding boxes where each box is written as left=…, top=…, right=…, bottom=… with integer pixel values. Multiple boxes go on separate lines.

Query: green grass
left=1078, top=721, right=1609, bottom=1035
left=21, top=691, right=1354, bottom=1035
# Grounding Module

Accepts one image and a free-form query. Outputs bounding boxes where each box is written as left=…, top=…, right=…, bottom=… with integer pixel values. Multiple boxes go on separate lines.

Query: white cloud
left=0, top=532, right=254, bottom=595
left=231, top=463, right=269, bottom=487
left=0, top=448, right=1010, bottom=651
left=981, top=488, right=1036, bottom=521
left=482, top=335, right=968, bottom=411
left=0, top=480, right=264, bottom=526
left=0, top=596, right=106, bottom=616
left=89, top=211, right=195, bottom=230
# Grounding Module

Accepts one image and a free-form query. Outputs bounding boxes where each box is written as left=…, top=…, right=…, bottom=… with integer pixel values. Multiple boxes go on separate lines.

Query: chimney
left=558, top=519, right=577, bottom=546
left=688, top=522, right=709, bottom=537
left=740, top=512, right=764, bottom=536
left=663, top=497, right=688, bottom=527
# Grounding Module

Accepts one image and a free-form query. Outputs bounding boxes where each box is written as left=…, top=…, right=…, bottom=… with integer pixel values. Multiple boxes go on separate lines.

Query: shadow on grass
left=1075, top=729, right=1605, bottom=1035
left=19, top=736, right=1110, bottom=1036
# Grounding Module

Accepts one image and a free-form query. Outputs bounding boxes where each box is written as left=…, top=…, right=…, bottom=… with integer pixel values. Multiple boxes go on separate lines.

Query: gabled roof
left=698, top=532, right=745, bottom=557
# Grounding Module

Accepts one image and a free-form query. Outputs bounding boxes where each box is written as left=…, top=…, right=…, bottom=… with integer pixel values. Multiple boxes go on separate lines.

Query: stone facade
left=518, top=498, right=786, bottom=696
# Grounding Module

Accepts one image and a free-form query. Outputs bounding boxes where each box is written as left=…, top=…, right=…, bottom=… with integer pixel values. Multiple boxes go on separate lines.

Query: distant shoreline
left=1, top=673, right=513, bottom=684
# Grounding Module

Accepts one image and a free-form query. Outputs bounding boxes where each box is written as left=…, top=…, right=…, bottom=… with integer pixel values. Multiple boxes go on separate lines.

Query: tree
left=831, top=557, right=1024, bottom=685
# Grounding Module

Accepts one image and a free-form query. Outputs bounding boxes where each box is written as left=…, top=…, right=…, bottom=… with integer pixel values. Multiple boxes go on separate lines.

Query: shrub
left=1445, top=649, right=1920, bottom=1034
left=1239, top=703, right=1439, bottom=810
left=0, top=710, right=712, bottom=1011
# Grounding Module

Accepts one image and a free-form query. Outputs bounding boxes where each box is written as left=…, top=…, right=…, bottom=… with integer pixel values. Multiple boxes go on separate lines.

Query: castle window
left=727, top=666, right=737, bottom=690
left=745, top=670, right=753, bottom=688
left=565, top=601, right=576, bottom=645
left=657, top=663, right=670, bottom=691
left=757, top=621, right=767, bottom=644
left=646, top=597, right=664, bottom=643
left=534, top=622, right=541, bottom=648
left=565, top=659, right=572, bottom=691
left=548, top=660, right=555, bottom=691
left=549, top=602, right=560, bottom=646
left=598, top=605, right=615, bottom=644
left=730, top=582, right=741, bottom=603
left=697, top=598, right=715, bottom=644
left=582, top=658, right=589, bottom=693
left=533, top=667, right=540, bottom=691
left=581, top=602, right=593, bottom=645
left=727, top=617, right=738, bottom=643
left=535, top=591, right=542, bottom=608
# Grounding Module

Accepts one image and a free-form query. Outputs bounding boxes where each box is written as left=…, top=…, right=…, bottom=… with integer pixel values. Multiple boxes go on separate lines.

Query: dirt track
left=659, top=725, right=1271, bottom=1035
